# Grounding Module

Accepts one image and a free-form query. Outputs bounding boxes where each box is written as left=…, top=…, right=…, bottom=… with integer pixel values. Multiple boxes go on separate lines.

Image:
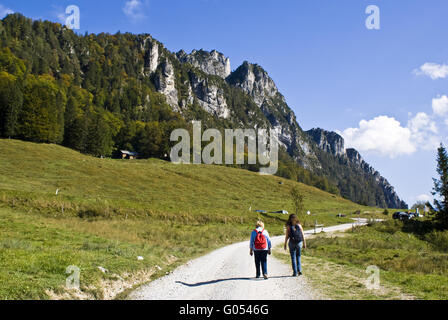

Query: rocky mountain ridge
left=163, top=47, right=406, bottom=208
left=307, top=128, right=408, bottom=209
left=0, top=13, right=407, bottom=208
left=120, top=35, right=407, bottom=208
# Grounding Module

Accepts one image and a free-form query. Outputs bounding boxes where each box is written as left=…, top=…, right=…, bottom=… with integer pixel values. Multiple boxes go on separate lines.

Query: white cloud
left=342, top=113, right=441, bottom=158
left=123, top=0, right=147, bottom=21
left=432, top=95, right=448, bottom=117
left=408, top=112, right=437, bottom=134
left=416, top=194, right=431, bottom=202
left=342, top=116, right=416, bottom=158
left=414, top=62, right=448, bottom=80
left=0, top=5, right=13, bottom=18
left=408, top=112, right=440, bottom=150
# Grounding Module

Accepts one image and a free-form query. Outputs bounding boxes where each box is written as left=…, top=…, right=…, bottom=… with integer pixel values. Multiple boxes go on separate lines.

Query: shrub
left=425, top=231, right=448, bottom=252
left=402, top=219, right=434, bottom=236
left=78, top=209, right=103, bottom=219
left=373, top=219, right=402, bottom=234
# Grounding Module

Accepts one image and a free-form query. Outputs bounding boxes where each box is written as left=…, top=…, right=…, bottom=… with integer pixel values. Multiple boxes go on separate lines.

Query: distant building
left=120, top=150, right=139, bottom=160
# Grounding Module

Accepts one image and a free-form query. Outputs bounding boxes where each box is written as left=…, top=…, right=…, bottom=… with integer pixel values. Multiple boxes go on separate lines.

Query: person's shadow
left=176, top=276, right=292, bottom=287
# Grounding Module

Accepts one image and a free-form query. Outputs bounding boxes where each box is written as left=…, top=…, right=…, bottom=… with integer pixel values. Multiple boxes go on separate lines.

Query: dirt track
left=130, top=219, right=368, bottom=300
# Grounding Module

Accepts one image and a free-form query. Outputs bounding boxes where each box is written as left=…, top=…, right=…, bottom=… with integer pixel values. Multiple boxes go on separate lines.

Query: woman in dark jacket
left=284, top=214, right=306, bottom=276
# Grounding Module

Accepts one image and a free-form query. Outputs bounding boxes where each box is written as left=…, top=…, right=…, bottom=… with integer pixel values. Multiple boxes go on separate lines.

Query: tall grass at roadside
left=305, top=220, right=448, bottom=299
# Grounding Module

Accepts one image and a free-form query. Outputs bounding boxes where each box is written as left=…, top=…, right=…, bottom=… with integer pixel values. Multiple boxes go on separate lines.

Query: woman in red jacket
left=249, top=221, right=272, bottom=280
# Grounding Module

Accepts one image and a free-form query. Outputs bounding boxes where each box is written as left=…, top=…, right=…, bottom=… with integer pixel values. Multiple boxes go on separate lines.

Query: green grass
left=296, top=220, right=448, bottom=300
left=274, top=248, right=415, bottom=300
left=0, top=207, right=251, bottom=299
left=0, top=139, right=376, bottom=299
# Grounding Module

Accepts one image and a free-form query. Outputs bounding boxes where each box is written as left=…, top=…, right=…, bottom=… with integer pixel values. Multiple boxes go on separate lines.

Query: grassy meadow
left=0, top=139, right=376, bottom=299
left=275, top=220, right=448, bottom=300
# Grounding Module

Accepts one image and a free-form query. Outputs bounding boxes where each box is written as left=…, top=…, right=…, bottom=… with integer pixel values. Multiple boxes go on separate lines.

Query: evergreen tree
left=66, top=115, right=89, bottom=152
left=85, top=113, right=114, bottom=157
left=432, top=144, right=448, bottom=229
left=18, top=74, right=65, bottom=143
left=136, top=122, right=163, bottom=158
left=0, top=71, right=22, bottom=137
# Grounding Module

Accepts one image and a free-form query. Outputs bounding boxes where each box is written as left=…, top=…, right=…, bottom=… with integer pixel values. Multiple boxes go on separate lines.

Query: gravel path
left=130, top=219, right=369, bottom=300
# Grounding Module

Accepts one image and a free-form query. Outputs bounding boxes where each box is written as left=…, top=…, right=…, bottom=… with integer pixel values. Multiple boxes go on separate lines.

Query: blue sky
left=1, top=0, right=447, bottom=206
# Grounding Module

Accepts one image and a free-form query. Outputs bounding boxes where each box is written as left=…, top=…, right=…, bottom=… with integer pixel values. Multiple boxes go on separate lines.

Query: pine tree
left=85, top=113, right=114, bottom=157
left=0, top=72, right=23, bottom=138
left=18, top=75, right=65, bottom=143
left=136, top=122, right=163, bottom=158
left=432, top=144, right=448, bottom=229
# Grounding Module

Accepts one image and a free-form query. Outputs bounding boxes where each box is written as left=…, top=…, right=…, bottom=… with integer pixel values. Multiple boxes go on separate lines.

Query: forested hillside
left=0, top=13, right=407, bottom=208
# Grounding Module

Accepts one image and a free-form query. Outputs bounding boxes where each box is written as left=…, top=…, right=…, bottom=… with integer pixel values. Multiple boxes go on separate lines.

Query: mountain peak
left=306, top=128, right=346, bottom=157
left=176, top=49, right=231, bottom=79
left=227, top=61, right=281, bottom=108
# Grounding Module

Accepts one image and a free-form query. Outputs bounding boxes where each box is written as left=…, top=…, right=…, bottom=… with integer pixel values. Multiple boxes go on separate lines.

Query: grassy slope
left=0, top=139, right=374, bottom=299
left=280, top=221, right=448, bottom=300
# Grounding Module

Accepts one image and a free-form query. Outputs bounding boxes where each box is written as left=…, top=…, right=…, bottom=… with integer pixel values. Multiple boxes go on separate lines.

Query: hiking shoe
left=298, top=271, right=303, bottom=276
left=263, top=274, right=268, bottom=280
left=292, top=273, right=298, bottom=277
left=256, top=275, right=260, bottom=279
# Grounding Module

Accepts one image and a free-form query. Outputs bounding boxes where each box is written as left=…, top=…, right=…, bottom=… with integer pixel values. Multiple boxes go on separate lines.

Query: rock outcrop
left=227, top=62, right=318, bottom=169
left=346, top=148, right=408, bottom=209
left=188, top=72, right=230, bottom=118
left=154, top=59, right=179, bottom=111
left=307, top=128, right=346, bottom=157
left=227, top=61, right=279, bottom=107
left=139, top=35, right=160, bottom=76
left=177, top=49, right=231, bottom=79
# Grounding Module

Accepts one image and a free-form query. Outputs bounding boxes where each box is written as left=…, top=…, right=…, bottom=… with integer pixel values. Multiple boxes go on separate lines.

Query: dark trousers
left=254, top=250, right=268, bottom=276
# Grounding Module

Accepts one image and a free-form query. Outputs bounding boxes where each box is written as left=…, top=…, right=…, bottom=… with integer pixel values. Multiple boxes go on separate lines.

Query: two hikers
left=249, top=215, right=306, bottom=279
left=284, top=214, right=306, bottom=276
left=249, top=221, right=272, bottom=279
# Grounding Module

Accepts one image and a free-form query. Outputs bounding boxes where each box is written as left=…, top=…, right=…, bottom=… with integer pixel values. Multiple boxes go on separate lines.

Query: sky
left=1, top=0, right=447, bottom=206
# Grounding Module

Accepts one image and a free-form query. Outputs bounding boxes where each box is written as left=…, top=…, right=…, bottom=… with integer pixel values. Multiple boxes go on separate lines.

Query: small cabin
left=120, top=150, right=139, bottom=160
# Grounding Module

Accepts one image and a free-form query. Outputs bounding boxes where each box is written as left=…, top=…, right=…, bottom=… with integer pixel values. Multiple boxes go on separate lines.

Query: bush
left=373, top=219, right=402, bottom=234
left=402, top=219, right=434, bottom=236
left=78, top=209, right=107, bottom=220
left=425, top=231, right=448, bottom=252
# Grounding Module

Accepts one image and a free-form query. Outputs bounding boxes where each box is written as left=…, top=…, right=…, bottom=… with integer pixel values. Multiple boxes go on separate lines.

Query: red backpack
left=254, top=229, right=267, bottom=250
